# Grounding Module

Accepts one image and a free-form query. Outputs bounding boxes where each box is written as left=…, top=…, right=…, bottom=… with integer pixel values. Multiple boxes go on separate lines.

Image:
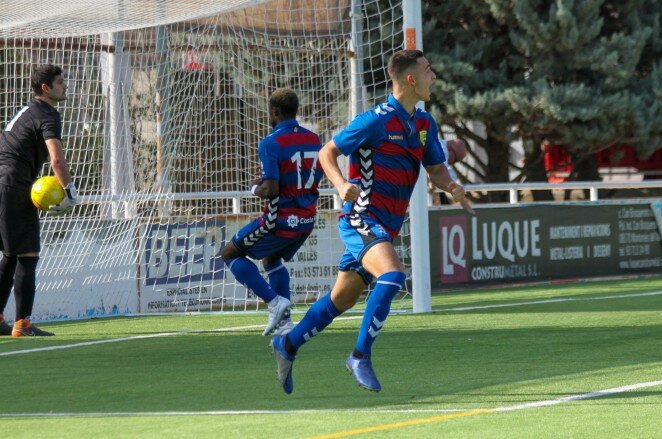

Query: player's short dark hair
left=387, top=50, right=425, bottom=80
left=269, top=88, right=299, bottom=118
left=31, top=64, right=63, bottom=96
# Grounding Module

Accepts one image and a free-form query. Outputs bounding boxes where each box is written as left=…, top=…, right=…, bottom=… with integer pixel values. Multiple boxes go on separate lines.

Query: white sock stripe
left=368, top=327, right=382, bottom=338
left=227, top=259, right=237, bottom=270
left=264, top=263, right=286, bottom=275
left=376, top=280, right=402, bottom=288
left=303, top=327, right=318, bottom=341
left=372, top=316, right=385, bottom=328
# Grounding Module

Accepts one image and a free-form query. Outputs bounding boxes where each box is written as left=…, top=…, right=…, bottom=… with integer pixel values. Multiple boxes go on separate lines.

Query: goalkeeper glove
left=48, top=182, right=78, bottom=216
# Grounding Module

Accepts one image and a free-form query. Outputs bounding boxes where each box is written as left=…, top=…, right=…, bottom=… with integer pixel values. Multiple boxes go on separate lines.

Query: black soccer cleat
left=0, top=320, right=12, bottom=336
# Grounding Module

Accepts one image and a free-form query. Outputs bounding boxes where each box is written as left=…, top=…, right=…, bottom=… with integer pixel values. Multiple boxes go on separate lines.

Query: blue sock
left=263, top=261, right=290, bottom=300
left=225, top=257, right=277, bottom=303
left=287, top=293, right=342, bottom=350
left=264, top=261, right=291, bottom=318
left=354, top=271, right=406, bottom=355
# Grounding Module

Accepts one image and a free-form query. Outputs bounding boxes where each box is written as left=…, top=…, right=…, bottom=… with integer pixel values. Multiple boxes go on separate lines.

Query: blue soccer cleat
left=271, top=335, right=295, bottom=394
left=346, top=353, right=381, bottom=392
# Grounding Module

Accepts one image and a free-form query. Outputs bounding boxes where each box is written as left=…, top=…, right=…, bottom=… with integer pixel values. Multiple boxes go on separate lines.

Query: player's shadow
left=5, top=322, right=658, bottom=414
left=236, top=323, right=662, bottom=410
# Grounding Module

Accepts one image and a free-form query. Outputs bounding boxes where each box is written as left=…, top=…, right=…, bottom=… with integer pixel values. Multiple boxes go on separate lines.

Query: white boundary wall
left=3, top=181, right=657, bottom=322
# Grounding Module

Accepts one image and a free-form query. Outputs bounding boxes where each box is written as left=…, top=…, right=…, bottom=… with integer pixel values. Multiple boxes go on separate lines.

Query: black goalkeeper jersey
left=0, top=99, right=62, bottom=188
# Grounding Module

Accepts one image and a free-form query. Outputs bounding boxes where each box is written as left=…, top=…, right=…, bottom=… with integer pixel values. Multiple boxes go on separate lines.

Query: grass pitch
left=0, top=277, right=660, bottom=438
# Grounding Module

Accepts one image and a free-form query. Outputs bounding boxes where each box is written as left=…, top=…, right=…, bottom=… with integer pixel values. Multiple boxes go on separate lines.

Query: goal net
left=0, top=0, right=409, bottom=321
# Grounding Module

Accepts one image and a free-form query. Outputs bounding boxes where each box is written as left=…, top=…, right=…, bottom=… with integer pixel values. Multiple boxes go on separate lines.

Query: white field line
left=434, top=290, right=662, bottom=313
left=0, top=408, right=470, bottom=418
left=307, top=381, right=662, bottom=439
left=0, top=324, right=263, bottom=357
left=0, top=380, right=660, bottom=419
left=0, top=290, right=659, bottom=358
left=495, top=380, right=662, bottom=412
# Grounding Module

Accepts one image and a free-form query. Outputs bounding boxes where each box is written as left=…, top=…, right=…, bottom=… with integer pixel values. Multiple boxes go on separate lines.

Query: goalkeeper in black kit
left=0, top=64, right=78, bottom=337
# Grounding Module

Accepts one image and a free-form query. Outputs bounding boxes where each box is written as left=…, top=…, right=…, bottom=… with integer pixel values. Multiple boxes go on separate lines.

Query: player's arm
left=322, top=110, right=381, bottom=201
left=424, top=118, right=473, bottom=214
left=45, top=138, right=72, bottom=187
left=45, top=138, right=78, bottom=215
left=426, top=163, right=475, bottom=215
left=319, top=140, right=360, bottom=201
left=251, top=138, right=279, bottom=199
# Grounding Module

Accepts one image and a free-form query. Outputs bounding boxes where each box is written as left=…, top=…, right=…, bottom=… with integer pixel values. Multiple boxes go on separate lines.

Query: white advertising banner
left=5, top=219, right=139, bottom=322
left=14, top=212, right=352, bottom=321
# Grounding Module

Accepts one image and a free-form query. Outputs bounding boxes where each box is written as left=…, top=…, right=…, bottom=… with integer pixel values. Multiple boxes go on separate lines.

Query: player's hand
left=48, top=197, right=76, bottom=215
left=249, top=178, right=262, bottom=196
left=447, top=182, right=475, bottom=215
left=448, top=181, right=466, bottom=203
left=446, top=139, right=467, bottom=164
left=338, top=181, right=361, bottom=202
left=48, top=182, right=78, bottom=216
left=460, top=198, right=476, bottom=216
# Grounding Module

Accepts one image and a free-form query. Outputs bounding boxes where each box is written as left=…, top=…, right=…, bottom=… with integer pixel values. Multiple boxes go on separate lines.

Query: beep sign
left=143, top=220, right=225, bottom=285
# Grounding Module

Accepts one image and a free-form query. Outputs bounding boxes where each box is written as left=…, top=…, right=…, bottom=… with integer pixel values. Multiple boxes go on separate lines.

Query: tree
left=424, top=0, right=661, bottom=200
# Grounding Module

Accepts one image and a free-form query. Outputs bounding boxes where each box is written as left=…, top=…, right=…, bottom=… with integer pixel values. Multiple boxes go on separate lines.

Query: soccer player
left=271, top=50, right=467, bottom=393
left=0, top=64, right=78, bottom=337
left=221, top=88, right=323, bottom=337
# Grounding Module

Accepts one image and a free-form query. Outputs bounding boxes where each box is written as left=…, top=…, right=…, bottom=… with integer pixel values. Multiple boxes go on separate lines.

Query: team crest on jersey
left=419, top=130, right=427, bottom=145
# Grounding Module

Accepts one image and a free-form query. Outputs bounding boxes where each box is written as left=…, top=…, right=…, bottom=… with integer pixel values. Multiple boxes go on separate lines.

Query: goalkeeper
left=271, top=50, right=467, bottom=393
left=221, top=88, right=323, bottom=337
left=0, top=64, right=77, bottom=337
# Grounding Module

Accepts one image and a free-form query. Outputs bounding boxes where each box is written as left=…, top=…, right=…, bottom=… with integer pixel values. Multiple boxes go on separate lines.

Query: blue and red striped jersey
left=259, top=119, right=323, bottom=238
left=333, top=94, right=446, bottom=238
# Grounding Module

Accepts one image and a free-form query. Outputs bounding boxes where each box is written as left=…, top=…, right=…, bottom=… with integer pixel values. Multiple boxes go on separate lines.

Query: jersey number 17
left=291, top=151, right=319, bottom=189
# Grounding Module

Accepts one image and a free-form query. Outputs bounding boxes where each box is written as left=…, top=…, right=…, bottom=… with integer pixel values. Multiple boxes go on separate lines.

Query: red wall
left=543, top=144, right=662, bottom=181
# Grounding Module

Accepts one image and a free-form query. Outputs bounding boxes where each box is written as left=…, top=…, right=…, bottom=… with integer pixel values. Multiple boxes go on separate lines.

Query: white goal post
left=0, top=0, right=432, bottom=321
left=402, top=0, right=431, bottom=313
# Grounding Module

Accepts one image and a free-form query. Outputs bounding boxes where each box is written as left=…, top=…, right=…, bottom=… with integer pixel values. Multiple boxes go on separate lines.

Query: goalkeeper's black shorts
left=0, top=184, right=40, bottom=255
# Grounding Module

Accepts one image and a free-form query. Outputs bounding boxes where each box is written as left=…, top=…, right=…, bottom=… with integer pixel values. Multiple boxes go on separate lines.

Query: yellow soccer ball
left=31, top=176, right=64, bottom=211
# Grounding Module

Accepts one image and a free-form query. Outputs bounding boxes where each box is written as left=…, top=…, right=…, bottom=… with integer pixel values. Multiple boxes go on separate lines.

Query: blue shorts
left=337, top=215, right=392, bottom=285
left=232, top=218, right=309, bottom=261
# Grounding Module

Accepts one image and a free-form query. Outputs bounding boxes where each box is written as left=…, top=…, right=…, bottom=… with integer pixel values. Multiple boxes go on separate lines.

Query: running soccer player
left=271, top=50, right=467, bottom=393
left=221, top=88, right=323, bottom=337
